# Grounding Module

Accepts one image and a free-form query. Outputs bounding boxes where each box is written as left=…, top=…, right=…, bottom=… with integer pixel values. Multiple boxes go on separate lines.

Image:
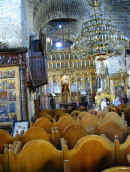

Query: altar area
left=38, top=69, right=129, bottom=110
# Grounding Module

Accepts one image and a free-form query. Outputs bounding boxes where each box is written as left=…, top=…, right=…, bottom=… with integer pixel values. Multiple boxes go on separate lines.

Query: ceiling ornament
left=75, top=0, right=129, bottom=61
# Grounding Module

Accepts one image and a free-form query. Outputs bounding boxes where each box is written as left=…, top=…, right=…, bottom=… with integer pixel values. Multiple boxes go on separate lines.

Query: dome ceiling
left=32, top=0, right=89, bottom=29
left=42, top=18, right=81, bottom=43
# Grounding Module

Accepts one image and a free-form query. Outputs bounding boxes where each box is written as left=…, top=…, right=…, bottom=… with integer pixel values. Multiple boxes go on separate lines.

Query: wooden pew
left=62, top=123, right=86, bottom=148
left=63, top=135, right=114, bottom=172
left=8, top=140, right=63, bottom=172
left=33, top=117, right=52, bottom=133
left=37, top=110, right=53, bottom=121
left=97, top=112, right=128, bottom=143
left=97, top=110, right=106, bottom=120
left=54, top=115, right=74, bottom=136
left=77, top=111, right=91, bottom=120
left=0, top=144, right=9, bottom=172
left=7, top=135, right=128, bottom=172
left=102, top=166, right=130, bottom=172
left=53, top=109, right=67, bottom=121
left=0, top=129, right=13, bottom=153
left=64, top=160, right=71, bottom=172
left=21, top=127, right=50, bottom=144
left=71, top=110, right=80, bottom=120
left=119, top=135, right=130, bottom=165
left=80, top=114, right=99, bottom=134
left=51, top=127, right=61, bottom=148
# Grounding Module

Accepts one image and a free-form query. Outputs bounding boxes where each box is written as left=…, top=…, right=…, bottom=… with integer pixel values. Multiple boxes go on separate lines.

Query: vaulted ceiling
left=27, top=0, right=130, bottom=74
left=28, top=0, right=130, bottom=38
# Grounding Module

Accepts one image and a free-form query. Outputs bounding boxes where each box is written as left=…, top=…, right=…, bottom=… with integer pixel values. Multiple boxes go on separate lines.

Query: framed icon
left=8, top=79, right=16, bottom=89
left=8, top=70, right=16, bottom=78
left=12, top=121, right=29, bottom=137
left=8, top=90, right=16, bottom=101
left=8, top=103, right=16, bottom=113
left=0, top=104, right=9, bottom=121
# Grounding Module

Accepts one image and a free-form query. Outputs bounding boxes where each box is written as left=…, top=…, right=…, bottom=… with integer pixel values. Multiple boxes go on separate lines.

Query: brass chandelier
left=75, top=0, right=129, bottom=61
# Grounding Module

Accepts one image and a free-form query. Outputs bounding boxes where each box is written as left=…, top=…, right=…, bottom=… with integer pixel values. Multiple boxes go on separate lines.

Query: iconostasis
left=0, top=66, right=21, bottom=121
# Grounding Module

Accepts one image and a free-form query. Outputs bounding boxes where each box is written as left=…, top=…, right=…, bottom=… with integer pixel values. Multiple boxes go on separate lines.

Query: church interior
left=0, top=0, right=130, bottom=171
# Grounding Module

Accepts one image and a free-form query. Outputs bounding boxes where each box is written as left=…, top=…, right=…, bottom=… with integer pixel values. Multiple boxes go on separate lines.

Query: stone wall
left=0, top=0, right=24, bottom=47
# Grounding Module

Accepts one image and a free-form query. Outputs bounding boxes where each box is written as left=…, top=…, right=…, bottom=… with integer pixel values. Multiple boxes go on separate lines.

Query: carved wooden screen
left=29, top=36, right=48, bottom=88
left=29, top=55, right=48, bottom=88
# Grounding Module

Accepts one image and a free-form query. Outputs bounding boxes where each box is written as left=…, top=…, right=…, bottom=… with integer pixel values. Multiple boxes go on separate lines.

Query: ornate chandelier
left=75, top=0, right=129, bottom=61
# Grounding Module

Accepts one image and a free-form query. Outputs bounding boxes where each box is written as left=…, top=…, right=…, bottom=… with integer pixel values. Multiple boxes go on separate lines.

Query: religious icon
left=0, top=103, right=9, bottom=121
left=8, top=79, right=16, bottom=89
left=2, top=80, right=7, bottom=91
left=8, top=103, right=16, bottom=113
left=71, top=81, right=77, bottom=92
left=8, top=90, right=16, bottom=101
left=0, top=80, right=3, bottom=92
left=13, top=121, right=29, bottom=137
left=0, top=71, right=2, bottom=79
left=3, top=71, right=7, bottom=78
left=60, top=75, right=70, bottom=104
left=8, top=70, right=16, bottom=78
left=0, top=91, right=8, bottom=100
left=115, top=86, right=122, bottom=97
left=0, top=104, right=8, bottom=115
